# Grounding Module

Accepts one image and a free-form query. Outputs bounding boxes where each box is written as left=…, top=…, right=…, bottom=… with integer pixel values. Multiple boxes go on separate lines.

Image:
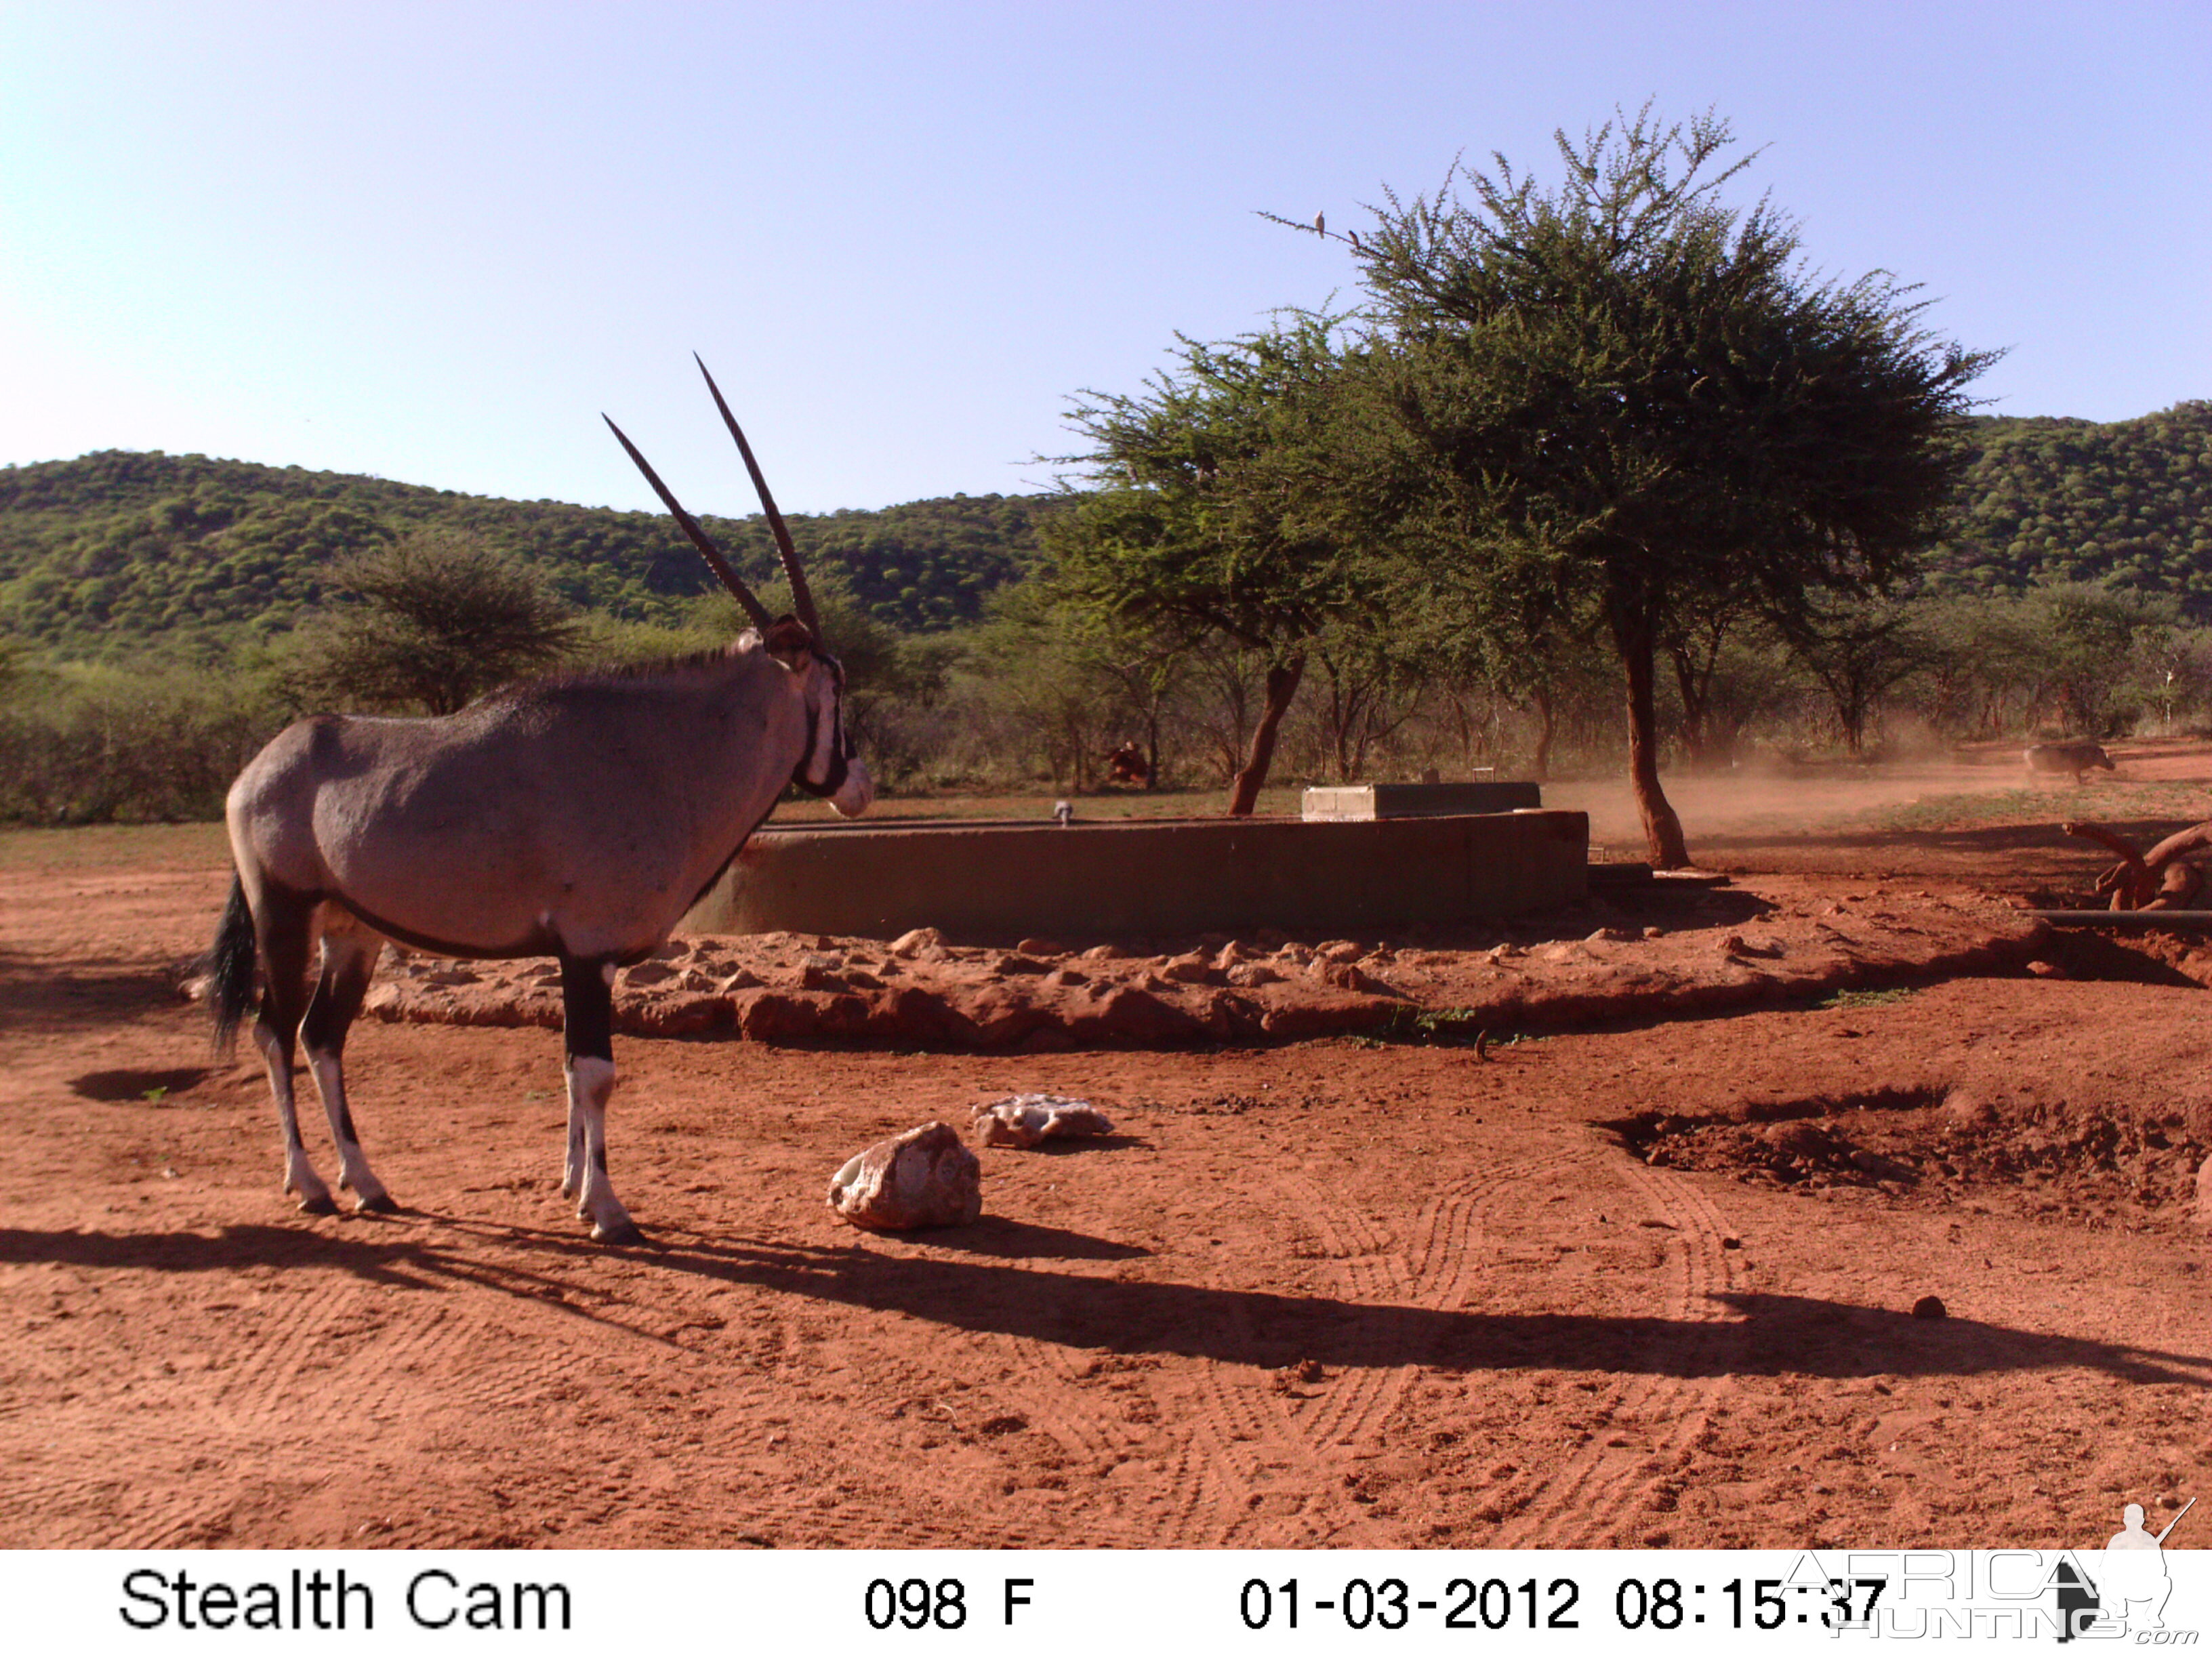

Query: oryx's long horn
left=602, top=413, right=775, bottom=631
left=693, top=354, right=821, bottom=643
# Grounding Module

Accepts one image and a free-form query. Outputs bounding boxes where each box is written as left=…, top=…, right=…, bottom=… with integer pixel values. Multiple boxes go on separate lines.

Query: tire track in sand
left=984, top=1328, right=1216, bottom=1548
left=1490, top=1153, right=1744, bottom=1547
left=11, top=1269, right=393, bottom=1547
left=1185, top=1149, right=1593, bottom=1545
left=1291, top=1150, right=1599, bottom=1447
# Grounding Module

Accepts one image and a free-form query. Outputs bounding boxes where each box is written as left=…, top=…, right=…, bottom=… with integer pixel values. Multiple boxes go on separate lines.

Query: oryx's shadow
left=882, top=1217, right=1151, bottom=1259
left=609, top=1228, right=2212, bottom=1386
left=0, top=1221, right=756, bottom=1347
left=12, top=1221, right=2209, bottom=1387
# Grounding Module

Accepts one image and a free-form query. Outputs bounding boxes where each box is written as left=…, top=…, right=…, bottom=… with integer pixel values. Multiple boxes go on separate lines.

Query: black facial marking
left=790, top=705, right=851, bottom=798
left=788, top=655, right=853, bottom=798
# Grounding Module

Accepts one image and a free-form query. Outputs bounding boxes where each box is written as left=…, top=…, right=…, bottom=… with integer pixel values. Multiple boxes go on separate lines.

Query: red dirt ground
left=7, top=751, right=2212, bottom=1551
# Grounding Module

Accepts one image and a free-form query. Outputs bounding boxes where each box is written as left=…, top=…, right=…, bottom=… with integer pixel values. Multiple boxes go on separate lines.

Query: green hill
left=1927, top=401, right=2212, bottom=613
left=7, top=401, right=2210, bottom=655
left=0, top=450, right=1059, bottom=652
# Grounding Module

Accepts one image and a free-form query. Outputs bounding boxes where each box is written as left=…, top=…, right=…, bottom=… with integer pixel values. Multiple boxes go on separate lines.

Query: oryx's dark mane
left=554, top=643, right=745, bottom=685
left=477, top=642, right=750, bottom=705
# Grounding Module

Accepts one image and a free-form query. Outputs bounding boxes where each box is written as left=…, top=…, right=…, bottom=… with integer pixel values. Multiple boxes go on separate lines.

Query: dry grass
left=0, top=821, right=230, bottom=872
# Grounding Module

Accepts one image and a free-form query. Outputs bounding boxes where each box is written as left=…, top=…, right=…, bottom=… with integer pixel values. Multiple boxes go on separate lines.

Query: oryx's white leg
left=560, top=954, right=640, bottom=1245
left=257, top=1017, right=335, bottom=1214
left=300, top=925, right=394, bottom=1213
left=562, top=1096, right=586, bottom=1201
left=567, top=1055, right=638, bottom=1243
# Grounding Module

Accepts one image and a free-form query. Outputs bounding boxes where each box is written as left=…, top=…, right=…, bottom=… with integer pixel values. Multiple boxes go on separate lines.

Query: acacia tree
left=965, top=586, right=1123, bottom=791
left=2020, top=581, right=2179, bottom=737
left=1786, top=593, right=1932, bottom=756
left=1049, top=319, right=1383, bottom=814
left=1064, top=608, right=1190, bottom=787
left=1346, top=107, right=1992, bottom=864
left=1906, top=593, right=2049, bottom=737
left=1663, top=589, right=1768, bottom=769
left=289, top=529, right=581, bottom=715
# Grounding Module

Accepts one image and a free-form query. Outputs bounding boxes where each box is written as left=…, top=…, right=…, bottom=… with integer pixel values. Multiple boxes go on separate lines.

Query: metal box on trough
left=1302, top=781, right=1542, bottom=819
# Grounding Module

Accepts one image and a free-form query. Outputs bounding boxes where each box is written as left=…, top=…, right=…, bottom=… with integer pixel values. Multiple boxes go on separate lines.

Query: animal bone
left=971, top=1094, right=1115, bottom=1149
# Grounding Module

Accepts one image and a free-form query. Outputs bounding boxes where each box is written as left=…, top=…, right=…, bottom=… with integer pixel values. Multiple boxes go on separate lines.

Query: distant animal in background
left=1105, top=741, right=1151, bottom=787
left=2024, top=740, right=2116, bottom=785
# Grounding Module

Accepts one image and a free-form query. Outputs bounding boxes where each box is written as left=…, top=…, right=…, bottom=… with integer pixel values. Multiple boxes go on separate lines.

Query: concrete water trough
left=682, top=804, right=1589, bottom=942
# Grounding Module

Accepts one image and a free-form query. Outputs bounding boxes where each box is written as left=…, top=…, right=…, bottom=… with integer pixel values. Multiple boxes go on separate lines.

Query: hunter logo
left=2055, top=1498, right=2196, bottom=1642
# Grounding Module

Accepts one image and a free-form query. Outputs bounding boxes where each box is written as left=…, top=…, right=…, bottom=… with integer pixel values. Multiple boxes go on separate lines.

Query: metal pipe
left=2030, top=910, right=2212, bottom=930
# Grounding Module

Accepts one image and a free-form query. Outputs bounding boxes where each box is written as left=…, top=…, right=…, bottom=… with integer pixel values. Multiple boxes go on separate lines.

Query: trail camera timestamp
left=1235, top=1574, right=1887, bottom=1633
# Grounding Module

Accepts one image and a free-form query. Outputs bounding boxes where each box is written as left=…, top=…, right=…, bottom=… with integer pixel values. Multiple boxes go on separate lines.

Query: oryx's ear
left=762, top=615, right=814, bottom=668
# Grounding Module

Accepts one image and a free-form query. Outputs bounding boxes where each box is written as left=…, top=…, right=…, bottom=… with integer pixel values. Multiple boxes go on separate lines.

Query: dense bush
left=0, top=663, right=287, bottom=823
left=12, top=572, right=2212, bottom=825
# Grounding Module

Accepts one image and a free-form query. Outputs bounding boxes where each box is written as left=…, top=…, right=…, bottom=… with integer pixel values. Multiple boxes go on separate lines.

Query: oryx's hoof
left=354, top=1192, right=398, bottom=1214
left=560, top=1177, right=579, bottom=1200
left=296, top=1193, right=339, bottom=1216
left=592, top=1218, right=646, bottom=1247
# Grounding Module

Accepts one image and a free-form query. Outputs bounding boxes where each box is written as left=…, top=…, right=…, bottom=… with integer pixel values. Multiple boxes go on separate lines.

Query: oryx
left=209, top=358, right=872, bottom=1243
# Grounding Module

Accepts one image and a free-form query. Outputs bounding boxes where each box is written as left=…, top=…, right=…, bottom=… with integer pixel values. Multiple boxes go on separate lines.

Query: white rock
left=828, top=1123, right=982, bottom=1231
left=972, top=1094, right=1115, bottom=1149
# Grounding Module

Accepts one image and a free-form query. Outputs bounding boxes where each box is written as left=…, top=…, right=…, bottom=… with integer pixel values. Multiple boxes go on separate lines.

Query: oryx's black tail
left=209, top=872, right=259, bottom=1056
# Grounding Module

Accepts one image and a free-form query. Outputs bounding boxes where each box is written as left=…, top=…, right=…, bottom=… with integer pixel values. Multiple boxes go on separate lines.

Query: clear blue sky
left=3, top=1, right=2205, bottom=516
